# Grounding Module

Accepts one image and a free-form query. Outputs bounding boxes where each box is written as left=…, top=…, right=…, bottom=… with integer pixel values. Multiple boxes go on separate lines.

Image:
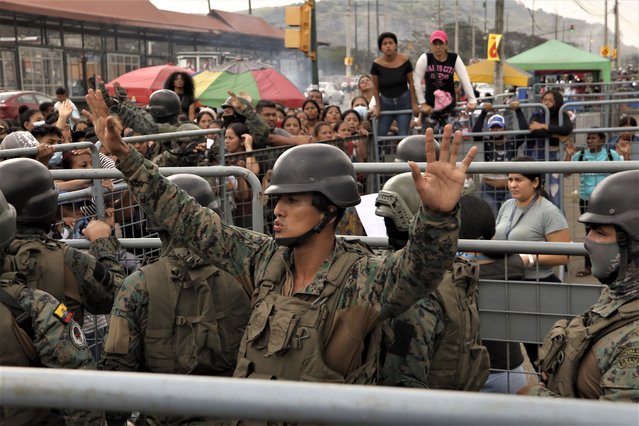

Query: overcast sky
left=151, top=0, right=638, bottom=49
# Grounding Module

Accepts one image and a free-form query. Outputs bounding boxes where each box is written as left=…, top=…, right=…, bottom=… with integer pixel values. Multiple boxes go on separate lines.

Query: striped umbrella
left=194, top=60, right=305, bottom=108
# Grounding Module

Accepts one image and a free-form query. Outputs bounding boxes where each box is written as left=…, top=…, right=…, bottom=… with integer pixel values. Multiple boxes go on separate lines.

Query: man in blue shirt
left=565, top=130, right=623, bottom=277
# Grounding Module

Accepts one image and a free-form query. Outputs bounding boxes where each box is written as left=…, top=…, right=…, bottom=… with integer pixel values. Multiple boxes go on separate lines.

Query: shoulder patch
left=69, top=320, right=86, bottom=349
left=616, top=348, right=639, bottom=369
left=53, top=303, right=74, bottom=324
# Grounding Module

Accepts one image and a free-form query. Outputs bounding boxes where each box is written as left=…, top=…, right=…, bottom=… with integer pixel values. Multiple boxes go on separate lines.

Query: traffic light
left=570, top=24, right=575, bottom=32
left=284, top=2, right=312, bottom=56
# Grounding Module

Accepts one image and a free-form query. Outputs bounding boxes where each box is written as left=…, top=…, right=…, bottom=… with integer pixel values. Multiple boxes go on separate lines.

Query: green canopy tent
left=508, top=40, right=611, bottom=82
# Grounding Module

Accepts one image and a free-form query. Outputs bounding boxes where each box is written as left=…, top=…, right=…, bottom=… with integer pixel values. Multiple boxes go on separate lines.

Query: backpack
left=536, top=298, right=639, bottom=397
left=577, top=146, right=613, bottom=162
left=427, top=258, right=490, bottom=391
left=142, top=256, right=252, bottom=376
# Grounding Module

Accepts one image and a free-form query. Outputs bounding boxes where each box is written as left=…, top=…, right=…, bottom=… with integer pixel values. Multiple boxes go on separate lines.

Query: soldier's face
left=272, top=193, right=322, bottom=238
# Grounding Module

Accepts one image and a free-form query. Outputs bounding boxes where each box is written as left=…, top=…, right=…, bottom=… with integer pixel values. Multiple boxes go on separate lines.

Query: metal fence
left=1, top=367, right=638, bottom=425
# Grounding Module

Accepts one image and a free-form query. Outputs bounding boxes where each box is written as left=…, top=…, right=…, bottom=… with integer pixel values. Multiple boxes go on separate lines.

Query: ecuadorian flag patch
left=53, top=303, right=73, bottom=324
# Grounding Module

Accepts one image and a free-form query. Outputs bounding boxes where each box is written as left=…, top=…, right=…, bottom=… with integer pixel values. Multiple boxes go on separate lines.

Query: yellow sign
left=600, top=45, right=610, bottom=57
left=612, top=48, right=617, bottom=60
left=344, top=57, right=353, bottom=66
left=487, top=34, right=502, bottom=61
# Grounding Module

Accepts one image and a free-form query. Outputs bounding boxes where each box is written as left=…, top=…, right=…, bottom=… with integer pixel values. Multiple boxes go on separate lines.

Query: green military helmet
left=147, top=173, right=217, bottom=233
left=0, top=190, right=16, bottom=250
left=394, top=135, right=440, bottom=162
left=0, top=158, right=58, bottom=226
left=375, top=172, right=419, bottom=232
left=579, top=170, right=639, bottom=241
left=175, top=123, right=206, bottom=144
left=148, top=89, right=181, bottom=120
left=221, top=95, right=251, bottom=112
left=264, top=144, right=360, bottom=208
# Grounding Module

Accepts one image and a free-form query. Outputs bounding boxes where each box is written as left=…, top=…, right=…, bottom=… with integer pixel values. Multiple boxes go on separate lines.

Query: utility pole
left=483, top=1, right=487, bottom=37
left=494, top=0, right=504, bottom=95
left=346, top=0, right=352, bottom=77
left=554, top=10, right=558, bottom=40
left=248, top=0, right=252, bottom=15
left=454, top=0, right=459, bottom=52
left=531, top=0, right=535, bottom=36
left=589, top=31, right=593, bottom=53
left=614, top=0, right=620, bottom=68
left=354, top=1, right=358, bottom=56
left=375, top=0, right=379, bottom=37
left=604, top=0, right=608, bottom=50
left=470, top=0, right=476, bottom=59
left=310, top=1, right=318, bottom=85
left=367, top=1, right=371, bottom=55
left=438, top=0, right=442, bottom=28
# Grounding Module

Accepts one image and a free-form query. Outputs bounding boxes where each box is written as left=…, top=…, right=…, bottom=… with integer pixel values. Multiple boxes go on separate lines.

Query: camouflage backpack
left=427, top=258, right=490, bottom=391
left=141, top=256, right=251, bottom=376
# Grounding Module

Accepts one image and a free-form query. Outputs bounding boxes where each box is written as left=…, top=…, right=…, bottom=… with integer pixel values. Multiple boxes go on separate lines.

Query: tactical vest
left=537, top=298, right=639, bottom=398
left=234, top=244, right=381, bottom=383
left=3, top=236, right=84, bottom=324
left=428, top=259, right=489, bottom=390
left=0, top=277, right=51, bottom=426
left=142, top=257, right=251, bottom=376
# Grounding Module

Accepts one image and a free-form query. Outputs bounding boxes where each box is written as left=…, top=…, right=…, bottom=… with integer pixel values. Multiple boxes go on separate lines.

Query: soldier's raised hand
left=85, top=89, right=129, bottom=159
left=408, top=125, right=476, bottom=213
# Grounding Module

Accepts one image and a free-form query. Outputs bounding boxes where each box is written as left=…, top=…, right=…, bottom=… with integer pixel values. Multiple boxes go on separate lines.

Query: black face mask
left=384, top=217, right=408, bottom=251
left=222, top=113, right=245, bottom=128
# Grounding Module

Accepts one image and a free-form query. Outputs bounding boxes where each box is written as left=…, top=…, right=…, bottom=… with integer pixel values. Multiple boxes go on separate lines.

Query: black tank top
left=425, top=53, right=458, bottom=113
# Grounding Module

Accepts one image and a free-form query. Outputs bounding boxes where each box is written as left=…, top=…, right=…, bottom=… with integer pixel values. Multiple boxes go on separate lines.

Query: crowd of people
left=0, top=27, right=638, bottom=424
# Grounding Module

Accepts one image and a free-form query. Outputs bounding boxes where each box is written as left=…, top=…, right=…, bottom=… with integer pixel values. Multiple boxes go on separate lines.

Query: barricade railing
left=532, top=80, right=638, bottom=95
left=1, top=367, right=637, bottom=425
left=558, top=98, right=639, bottom=126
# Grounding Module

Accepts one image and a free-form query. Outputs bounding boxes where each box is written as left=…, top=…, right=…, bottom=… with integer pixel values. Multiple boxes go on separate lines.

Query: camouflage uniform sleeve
left=239, top=106, right=270, bottom=150
left=100, top=271, right=148, bottom=372
left=116, top=148, right=269, bottom=281
left=520, top=385, right=560, bottom=397
left=599, top=323, right=639, bottom=402
left=110, top=101, right=160, bottom=135
left=382, top=295, right=445, bottom=387
left=373, top=204, right=459, bottom=320
left=64, top=237, right=124, bottom=314
left=20, top=287, right=105, bottom=425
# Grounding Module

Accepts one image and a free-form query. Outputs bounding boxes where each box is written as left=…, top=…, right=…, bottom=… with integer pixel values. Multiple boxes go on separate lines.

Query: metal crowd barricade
left=2, top=367, right=639, bottom=424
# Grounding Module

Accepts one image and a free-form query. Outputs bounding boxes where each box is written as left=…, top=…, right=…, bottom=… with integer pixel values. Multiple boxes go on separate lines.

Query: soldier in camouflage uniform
left=87, top=88, right=476, bottom=386
left=100, top=79, right=270, bottom=154
left=101, top=174, right=251, bottom=425
left=520, top=170, right=639, bottom=401
left=376, top=173, right=489, bottom=390
left=0, top=190, right=105, bottom=425
left=0, top=158, right=125, bottom=326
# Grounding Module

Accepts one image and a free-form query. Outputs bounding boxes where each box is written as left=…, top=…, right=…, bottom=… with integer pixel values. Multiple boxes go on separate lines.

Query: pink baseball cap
left=430, top=30, right=448, bottom=44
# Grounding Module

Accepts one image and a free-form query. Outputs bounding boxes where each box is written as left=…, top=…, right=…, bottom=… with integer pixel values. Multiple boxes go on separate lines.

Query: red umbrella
left=105, top=64, right=193, bottom=105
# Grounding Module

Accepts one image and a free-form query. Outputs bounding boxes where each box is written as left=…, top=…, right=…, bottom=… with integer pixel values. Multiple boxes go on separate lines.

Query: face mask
left=48, top=151, right=63, bottom=167
left=353, top=105, right=368, bottom=120
left=585, top=238, right=620, bottom=282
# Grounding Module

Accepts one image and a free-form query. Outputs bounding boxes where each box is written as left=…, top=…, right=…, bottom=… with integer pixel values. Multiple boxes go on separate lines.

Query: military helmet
left=147, top=173, right=217, bottom=233
left=168, top=174, right=216, bottom=210
left=0, top=190, right=16, bottom=250
left=0, top=158, right=58, bottom=226
left=264, top=144, right=360, bottom=208
left=221, top=95, right=251, bottom=111
left=579, top=170, right=639, bottom=240
left=394, top=135, right=440, bottom=162
left=148, top=89, right=181, bottom=119
left=175, top=123, right=205, bottom=144
left=375, top=172, right=419, bottom=232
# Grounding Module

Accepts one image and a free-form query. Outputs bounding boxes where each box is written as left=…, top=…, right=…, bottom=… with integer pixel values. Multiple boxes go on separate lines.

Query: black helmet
left=375, top=172, right=419, bottom=232
left=264, top=144, right=360, bottom=208
left=394, top=135, right=440, bottom=162
left=578, top=170, right=639, bottom=241
left=0, top=158, right=58, bottom=226
left=148, top=89, right=181, bottom=120
left=147, top=173, right=217, bottom=233
left=0, top=190, right=16, bottom=250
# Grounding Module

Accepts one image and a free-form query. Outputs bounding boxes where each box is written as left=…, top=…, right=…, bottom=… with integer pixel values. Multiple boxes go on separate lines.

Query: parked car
left=0, top=90, right=56, bottom=121
left=304, top=82, right=345, bottom=105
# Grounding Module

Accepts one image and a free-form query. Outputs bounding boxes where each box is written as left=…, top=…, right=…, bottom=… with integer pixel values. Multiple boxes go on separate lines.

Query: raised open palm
left=408, top=125, right=476, bottom=213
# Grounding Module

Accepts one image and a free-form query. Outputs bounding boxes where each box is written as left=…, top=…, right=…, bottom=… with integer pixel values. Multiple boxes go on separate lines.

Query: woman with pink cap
left=413, top=30, right=476, bottom=131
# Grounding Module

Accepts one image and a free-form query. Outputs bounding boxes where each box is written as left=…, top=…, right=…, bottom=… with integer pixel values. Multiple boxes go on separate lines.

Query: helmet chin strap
left=274, top=211, right=336, bottom=248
